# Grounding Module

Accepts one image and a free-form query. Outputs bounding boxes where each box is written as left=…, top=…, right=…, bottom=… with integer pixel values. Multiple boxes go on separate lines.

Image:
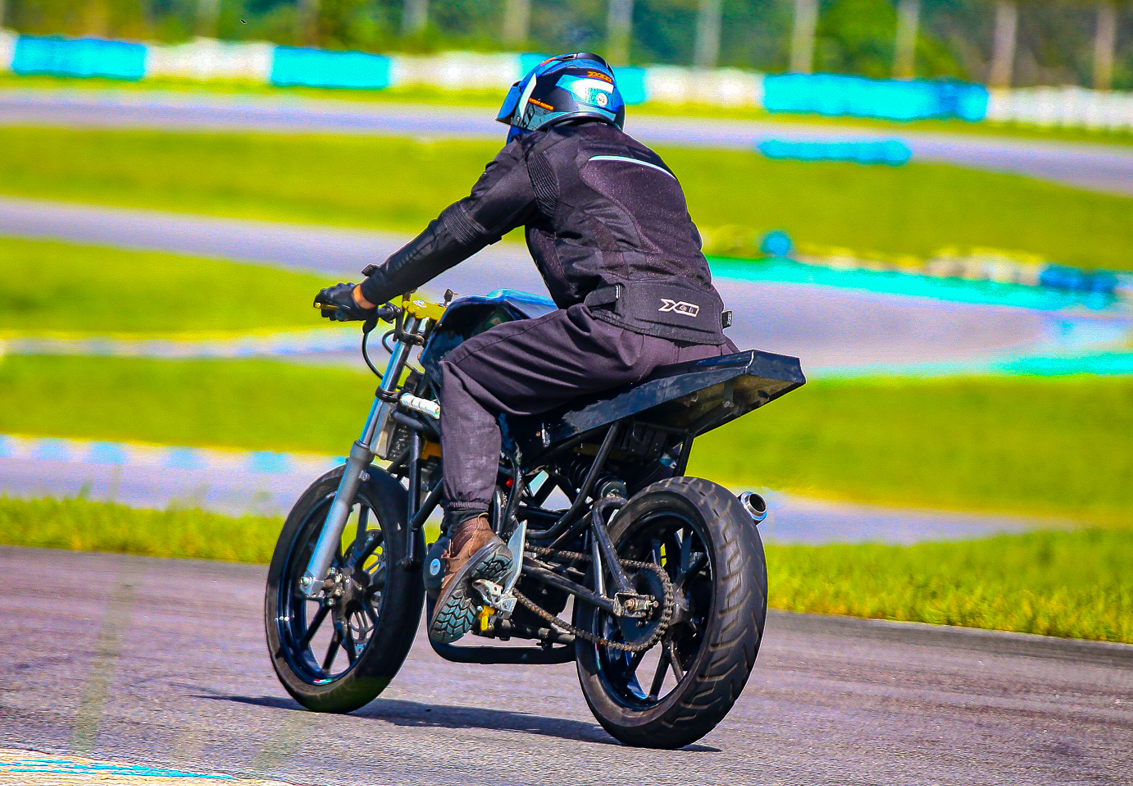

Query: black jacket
left=359, top=121, right=724, bottom=339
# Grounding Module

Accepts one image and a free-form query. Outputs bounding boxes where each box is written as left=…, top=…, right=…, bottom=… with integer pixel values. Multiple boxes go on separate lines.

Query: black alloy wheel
left=264, top=466, right=423, bottom=713
left=575, top=477, right=767, bottom=749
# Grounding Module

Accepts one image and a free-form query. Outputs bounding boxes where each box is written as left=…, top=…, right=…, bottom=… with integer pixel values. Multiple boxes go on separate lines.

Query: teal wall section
left=270, top=47, right=391, bottom=90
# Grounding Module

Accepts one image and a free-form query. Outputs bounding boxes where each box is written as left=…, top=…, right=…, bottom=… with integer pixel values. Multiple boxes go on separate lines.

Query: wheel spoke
left=355, top=505, right=370, bottom=547
left=342, top=623, right=358, bottom=665
left=679, top=527, right=694, bottom=573
left=624, top=649, right=646, bottom=678
left=648, top=648, right=671, bottom=699
left=362, top=599, right=380, bottom=625
left=665, top=639, right=685, bottom=682
left=368, top=559, right=387, bottom=588
left=322, top=626, right=343, bottom=672
left=298, top=603, right=330, bottom=649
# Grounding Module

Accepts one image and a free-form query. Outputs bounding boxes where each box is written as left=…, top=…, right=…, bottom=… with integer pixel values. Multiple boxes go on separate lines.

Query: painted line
left=0, top=434, right=344, bottom=476
left=0, top=328, right=359, bottom=359
left=0, top=748, right=290, bottom=784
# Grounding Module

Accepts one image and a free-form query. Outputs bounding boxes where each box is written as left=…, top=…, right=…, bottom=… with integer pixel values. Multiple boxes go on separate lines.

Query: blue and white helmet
left=497, top=53, right=626, bottom=143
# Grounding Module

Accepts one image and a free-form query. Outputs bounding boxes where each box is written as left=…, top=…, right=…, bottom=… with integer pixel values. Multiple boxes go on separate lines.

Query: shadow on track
left=198, top=693, right=720, bottom=751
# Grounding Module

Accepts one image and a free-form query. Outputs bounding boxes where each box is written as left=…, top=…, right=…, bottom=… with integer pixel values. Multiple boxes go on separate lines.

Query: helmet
left=497, top=52, right=626, bottom=143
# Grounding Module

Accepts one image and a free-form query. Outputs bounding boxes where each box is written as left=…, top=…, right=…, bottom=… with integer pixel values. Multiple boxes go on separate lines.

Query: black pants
left=439, top=304, right=735, bottom=516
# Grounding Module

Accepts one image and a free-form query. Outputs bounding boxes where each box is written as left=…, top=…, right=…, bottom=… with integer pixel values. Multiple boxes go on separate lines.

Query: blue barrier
left=270, top=46, right=391, bottom=90
left=1039, top=265, right=1119, bottom=295
left=11, top=35, right=146, bottom=80
left=762, top=74, right=988, bottom=122
left=758, top=138, right=912, bottom=165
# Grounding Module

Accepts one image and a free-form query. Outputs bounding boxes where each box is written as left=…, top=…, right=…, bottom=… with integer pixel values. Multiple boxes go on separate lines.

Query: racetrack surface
left=0, top=196, right=1086, bottom=373
left=3, top=88, right=1133, bottom=194
left=1, top=546, right=1130, bottom=786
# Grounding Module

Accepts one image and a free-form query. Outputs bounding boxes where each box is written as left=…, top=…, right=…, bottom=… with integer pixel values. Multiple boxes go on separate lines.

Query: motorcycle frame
left=299, top=312, right=664, bottom=665
left=298, top=302, right=804, bottom=666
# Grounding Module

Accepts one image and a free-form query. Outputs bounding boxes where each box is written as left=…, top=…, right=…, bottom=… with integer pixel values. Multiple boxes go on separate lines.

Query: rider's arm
left=358, top=141, right=538, bottom=307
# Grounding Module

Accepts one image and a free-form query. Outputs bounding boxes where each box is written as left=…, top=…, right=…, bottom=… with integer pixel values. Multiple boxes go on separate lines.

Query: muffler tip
left=738, top=491, right=767, bottom=524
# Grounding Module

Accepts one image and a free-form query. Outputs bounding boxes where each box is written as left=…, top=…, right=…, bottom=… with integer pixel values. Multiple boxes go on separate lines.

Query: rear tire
left=575, top=477, right=767, bottom=749
left=264, top=466, right=424, bottom=713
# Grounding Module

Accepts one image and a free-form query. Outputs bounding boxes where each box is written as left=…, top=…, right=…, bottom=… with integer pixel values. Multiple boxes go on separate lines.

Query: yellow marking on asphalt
left=70, top=565, right=138, bottom=754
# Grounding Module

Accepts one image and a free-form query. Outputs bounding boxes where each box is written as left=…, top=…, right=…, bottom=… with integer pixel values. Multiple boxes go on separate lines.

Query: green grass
left=690, top=375, right=1133, bottom=527
left=7, top=72, right=1133, bottom=149
left=2, top=495, right=1128, bottom=643
left=0, top=236, right=342, bottom=335
left=2, top=355, right=1130, bottom=525
left=0, top=355, right=375, bottom=455
left=2, top=127, right=1133, bottom=270
left=766, top=528, right=1133, bottom=643
left=0, top=496, right=281, bottom=563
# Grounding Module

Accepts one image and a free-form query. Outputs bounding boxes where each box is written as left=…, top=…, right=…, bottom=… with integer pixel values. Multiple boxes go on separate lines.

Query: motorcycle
left=264, top=286, right=805, bottom=749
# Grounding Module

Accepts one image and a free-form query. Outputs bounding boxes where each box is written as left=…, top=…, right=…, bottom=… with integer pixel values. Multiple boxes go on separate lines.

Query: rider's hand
left=314, top=282, right=376, bottom=322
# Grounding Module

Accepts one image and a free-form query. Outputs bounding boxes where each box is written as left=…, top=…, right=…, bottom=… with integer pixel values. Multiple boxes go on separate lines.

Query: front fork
left=297, top=316, right=422, bottom=599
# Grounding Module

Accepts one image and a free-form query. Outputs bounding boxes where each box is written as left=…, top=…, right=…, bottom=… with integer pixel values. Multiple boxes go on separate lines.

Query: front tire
left=575, top=477, right=767, bottom=749
left=264, top=466, right=424, bottom=713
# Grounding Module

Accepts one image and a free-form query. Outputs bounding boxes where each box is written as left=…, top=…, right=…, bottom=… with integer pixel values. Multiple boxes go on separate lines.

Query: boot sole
left=428, top=541, right=514, bottom=644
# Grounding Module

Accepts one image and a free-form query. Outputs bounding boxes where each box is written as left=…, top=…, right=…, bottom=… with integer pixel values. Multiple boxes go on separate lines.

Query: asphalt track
left=3, top=88, right=1133, bottom=194
left=1, top=546, right=1130, bottom=786
left=0, top=196, right=1086, bottom=372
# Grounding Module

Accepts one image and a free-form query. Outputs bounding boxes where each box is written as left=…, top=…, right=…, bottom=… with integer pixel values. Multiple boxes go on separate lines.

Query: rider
left=315, top=52, right=735, bottom=644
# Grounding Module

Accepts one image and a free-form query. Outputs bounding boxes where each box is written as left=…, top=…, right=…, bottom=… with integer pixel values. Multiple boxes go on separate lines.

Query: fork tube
left=365, top=316, right=420, bottom=449
left=298, top=317, right=420, bottom=598
left=401, top=429, right=422, bottom=569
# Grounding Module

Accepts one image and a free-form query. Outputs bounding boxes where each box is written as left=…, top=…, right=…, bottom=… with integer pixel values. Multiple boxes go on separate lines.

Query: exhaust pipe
left=738, top=491, right=767, bottom=524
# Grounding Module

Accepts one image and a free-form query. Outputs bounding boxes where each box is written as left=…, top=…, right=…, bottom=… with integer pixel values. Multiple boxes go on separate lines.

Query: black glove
left=314, top=282, right=375, bottom=322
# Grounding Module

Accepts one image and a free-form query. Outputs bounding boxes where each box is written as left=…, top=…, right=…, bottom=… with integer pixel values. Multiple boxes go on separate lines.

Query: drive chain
left=511, top=545, right=674, bottom=653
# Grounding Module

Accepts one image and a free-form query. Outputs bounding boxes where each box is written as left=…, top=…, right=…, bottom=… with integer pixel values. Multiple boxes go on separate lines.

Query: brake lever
left=362, top=303, right=401, bottom=334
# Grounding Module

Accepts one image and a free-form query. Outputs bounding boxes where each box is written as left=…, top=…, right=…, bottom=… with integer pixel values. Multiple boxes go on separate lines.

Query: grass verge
left=690, top=375, right=1133, bottom=527
left=3, top=496, right=1128, bottom=643
left=0, top=496, right=280, bottom=563
left=0, top=236, right=342, bottom=335
left=1, top=127, right=1132, bottom=270
left=0, top=355, right=376, bottom=456
left=766, top=528, right=1133, bottom=643
left=1, top=355, right=1130, bottom=525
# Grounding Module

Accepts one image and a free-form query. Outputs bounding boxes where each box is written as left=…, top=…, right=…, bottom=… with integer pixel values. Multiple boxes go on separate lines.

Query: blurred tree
left=815, top=0, right=896, bottom=77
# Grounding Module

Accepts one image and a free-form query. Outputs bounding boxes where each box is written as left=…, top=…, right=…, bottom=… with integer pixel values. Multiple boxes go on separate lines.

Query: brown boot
left=428, top=514, right=514, bottom=643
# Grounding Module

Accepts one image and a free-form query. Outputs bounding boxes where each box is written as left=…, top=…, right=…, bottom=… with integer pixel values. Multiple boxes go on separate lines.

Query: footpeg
left=472, top=579, right=517, bottom=616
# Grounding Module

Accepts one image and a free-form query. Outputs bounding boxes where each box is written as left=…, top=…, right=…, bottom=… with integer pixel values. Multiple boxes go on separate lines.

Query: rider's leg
left=429, top=304, right=734, bottom=641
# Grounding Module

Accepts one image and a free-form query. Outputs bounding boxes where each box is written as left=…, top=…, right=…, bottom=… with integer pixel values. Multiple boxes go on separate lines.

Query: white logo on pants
left=658, top=299, right=700, bottom=317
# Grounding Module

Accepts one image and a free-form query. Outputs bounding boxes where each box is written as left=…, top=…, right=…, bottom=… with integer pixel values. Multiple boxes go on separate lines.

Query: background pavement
left=4, top=196, right=1115, bottom=375
left=3, top=89, right=1133, bottom=194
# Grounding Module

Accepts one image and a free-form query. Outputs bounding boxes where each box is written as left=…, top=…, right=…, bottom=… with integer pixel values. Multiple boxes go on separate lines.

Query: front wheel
left=264, top=466, right=424, bottom=713
left=575, top=477, right=768, bottom=749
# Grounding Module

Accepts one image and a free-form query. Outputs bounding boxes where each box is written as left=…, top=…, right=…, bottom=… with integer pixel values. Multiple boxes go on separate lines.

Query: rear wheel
left=264, top=466, right=424, bottom=713
left=575, top=477, right=767, bottom=749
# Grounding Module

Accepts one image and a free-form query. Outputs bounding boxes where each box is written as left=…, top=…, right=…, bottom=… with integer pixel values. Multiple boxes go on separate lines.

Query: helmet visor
left=496, top=81, right=523, bottom=125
